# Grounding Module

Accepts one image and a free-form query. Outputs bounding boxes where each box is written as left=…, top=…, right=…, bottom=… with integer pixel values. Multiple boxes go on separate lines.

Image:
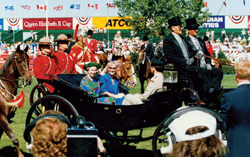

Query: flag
left=5, top=6, right=14, bottom=11
left=70, top=4, right=80, bottom=10
left=107, top=3, right=115, bottom=8
left=88, top=3, right=98, bottom=9
left=243, top=0, right=245, bottom=6
left=204, top=2, right=208, bottom=7
left=223, top=1, right=227, bottom=7
left=37, top=4, right=47, bottom=10
left=21, top=5, right=31, bottom=10
left=54, top=5, right=63, bottom=11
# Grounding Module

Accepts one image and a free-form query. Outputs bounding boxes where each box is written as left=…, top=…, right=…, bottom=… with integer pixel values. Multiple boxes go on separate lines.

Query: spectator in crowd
left=50, top=34, right=54, bottom=45
left=241, top=28, right=246, bottom=38
left=30, top=30, right=34, bottom=41
left=220, top=60, right=250, bottom=157
left=130, top=29, right=134, bottom=39
left=221, top=29, right=226, bottom=42
left=229, top=34, right=234, bottom=42
left=210, top=29, right=214, bottom=41
left=237, top=34, right=242, bottom=42
left=99, top=26, right=104, bottom=33
left=100, top=61, right=125, bottom=105
left=206, top=29, right=210, bottom=38
left=203, top=36, right=213, bottom=56
left=123, top=59, right=164, bottom=105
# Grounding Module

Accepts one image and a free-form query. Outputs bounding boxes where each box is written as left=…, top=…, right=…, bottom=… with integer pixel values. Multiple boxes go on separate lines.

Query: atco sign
left=23, top=18, right=72, bottom=30
left=93, top=17, right=132, bottom=29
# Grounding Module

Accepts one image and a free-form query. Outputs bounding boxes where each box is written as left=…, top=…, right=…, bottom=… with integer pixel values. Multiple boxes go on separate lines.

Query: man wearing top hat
left=123, top=58, right=164, bottom=105
left=52, top=34, right=74, bottom=74
left=163, top=17, right=217, bottom=97
left=141, top=36, right=154, bottom=59
left=184, top=18, right=223, bottom=96
left=33, top=37, right=57, bottom=93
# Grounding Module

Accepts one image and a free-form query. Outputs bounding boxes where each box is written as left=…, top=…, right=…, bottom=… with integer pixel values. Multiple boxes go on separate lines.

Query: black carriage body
left=53, top=74, right=181, bottom=131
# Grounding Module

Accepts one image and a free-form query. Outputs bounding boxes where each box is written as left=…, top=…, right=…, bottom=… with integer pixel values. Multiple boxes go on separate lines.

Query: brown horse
left=114, top=54, right=137, bottom=87
left=0, top=45, right=32, bottom=157
left=96, top=51, right=108, bottom=68
left=137, top=49, right=152, bottom=93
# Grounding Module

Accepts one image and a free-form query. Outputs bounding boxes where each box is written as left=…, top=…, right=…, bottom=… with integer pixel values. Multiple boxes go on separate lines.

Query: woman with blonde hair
left=100, top=61, right=125, bottom=105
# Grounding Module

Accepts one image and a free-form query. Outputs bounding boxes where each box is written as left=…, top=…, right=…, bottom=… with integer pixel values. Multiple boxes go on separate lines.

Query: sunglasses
left=109, top=67, right=116, bottom=70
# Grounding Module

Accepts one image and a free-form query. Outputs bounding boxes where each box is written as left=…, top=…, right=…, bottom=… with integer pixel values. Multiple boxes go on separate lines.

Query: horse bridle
left=120, top=61, right=136, bottom=80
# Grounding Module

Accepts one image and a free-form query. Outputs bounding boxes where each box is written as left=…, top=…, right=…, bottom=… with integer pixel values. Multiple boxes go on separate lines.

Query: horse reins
left=203, top=54, right=234, bottom=66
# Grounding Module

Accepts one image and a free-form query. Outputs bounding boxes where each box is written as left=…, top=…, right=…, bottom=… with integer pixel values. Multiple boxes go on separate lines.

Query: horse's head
left=118, top=55, right=137, bottom=87
left=15, top=45, right=32, bottom=86
left=137, top=49, right=145, bottom=65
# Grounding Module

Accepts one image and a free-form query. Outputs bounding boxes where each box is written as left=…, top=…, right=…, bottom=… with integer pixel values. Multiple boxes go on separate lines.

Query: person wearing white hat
left=163, top=107, right=225, bottom=156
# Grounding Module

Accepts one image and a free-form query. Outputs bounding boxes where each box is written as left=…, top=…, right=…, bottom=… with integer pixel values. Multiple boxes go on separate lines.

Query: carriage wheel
left=25, top=95, right=79, bottom=127
left=29, top=84, right=49, bottom=106
left=152, top=122, right=169, bottom=157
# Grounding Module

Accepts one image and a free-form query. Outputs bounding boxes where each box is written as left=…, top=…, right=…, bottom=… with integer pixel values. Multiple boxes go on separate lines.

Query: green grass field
left=0, top=74, right=237, bottom=156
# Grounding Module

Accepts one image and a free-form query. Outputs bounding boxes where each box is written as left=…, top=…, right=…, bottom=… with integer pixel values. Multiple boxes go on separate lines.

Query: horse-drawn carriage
left=24, top=62, right=205, bottom=156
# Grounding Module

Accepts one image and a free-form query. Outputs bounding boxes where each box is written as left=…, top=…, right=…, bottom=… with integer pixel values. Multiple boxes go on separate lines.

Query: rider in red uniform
left=70, top=25, right=98, bottom=73
left=52, top=34, right=74, bottom=74
left=33, top=37, right=56, bottom=93
left=85, top=29, right=99, bottom=63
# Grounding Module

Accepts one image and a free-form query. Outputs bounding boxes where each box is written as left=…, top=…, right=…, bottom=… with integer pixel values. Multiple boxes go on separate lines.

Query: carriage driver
left=33, top=37, right=57, bottom=93
left=52, top=34, right=74, bottom=74
left=70, top=25, right=98, bottom=73
left=123, top=59, right=164, bottom=105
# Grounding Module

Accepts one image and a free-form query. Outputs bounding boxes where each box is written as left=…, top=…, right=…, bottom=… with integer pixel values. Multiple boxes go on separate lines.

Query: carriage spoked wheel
left=25, top=95, right=79, bottom=127
left=152, top=122, right=169, bottom=157
left=29, top=84, right=49, bottom=107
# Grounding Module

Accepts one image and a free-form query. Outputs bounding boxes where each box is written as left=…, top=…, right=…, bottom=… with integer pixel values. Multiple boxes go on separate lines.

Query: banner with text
left=200, top=16, right=225, bottom=29
left=225, top=16, right=248, bottom=28
left=23, top=18, right=73, bottom=30
left=0, top=19, right=3, bottom=30
left=93, top=17, right=132, bottom=29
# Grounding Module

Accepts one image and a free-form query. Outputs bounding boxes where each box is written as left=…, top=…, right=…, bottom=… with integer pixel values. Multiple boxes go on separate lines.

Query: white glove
left=206, top=63, right=212, bottom=70
left=186, top=58, right=194, bottom=65
left=114, top=93, right=125, bottom=98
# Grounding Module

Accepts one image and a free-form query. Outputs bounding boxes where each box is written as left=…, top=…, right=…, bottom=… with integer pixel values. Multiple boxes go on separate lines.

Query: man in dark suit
left=66, top=33, right=75, bottom=54
left=220, top=60, right=250, bottom=157
left=141, top=36, right=154, bottom=59
left=163, top=17, right=216, bottom=98
left=184, top=18, right=223, bottom=96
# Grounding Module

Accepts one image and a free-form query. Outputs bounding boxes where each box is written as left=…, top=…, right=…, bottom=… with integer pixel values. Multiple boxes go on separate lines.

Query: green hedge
left=222, top=65, right=235, bottom=74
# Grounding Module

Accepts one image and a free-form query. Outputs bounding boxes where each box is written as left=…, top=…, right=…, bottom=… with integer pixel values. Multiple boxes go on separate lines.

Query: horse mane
left=0, top=52, right=16, bottom=77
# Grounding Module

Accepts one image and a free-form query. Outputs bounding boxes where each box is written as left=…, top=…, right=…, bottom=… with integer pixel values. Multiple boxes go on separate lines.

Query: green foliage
left=222, top=65, right=235, bottom=74
left=217, top=51, right=227, bottom=60
left=114, top=0, right=211, bottom=38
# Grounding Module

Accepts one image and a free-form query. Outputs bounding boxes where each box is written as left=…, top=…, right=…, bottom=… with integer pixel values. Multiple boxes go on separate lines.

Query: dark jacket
left=141, top=43, right=154, bottom=59
left=185, top=36, right=211, bottom=66
left=163, top=33, right=195, bottom=70
left=220, top=84, right=250, bottom=157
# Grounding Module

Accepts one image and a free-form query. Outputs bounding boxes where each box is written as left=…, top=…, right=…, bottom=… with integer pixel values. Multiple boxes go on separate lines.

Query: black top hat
left=87, top=29, right=93, bottom=35
left=143, top=36, right=149, bottom=41
left=185, top=18, right=200, bottom=29
left=168, top=17, right=182, bottom=28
